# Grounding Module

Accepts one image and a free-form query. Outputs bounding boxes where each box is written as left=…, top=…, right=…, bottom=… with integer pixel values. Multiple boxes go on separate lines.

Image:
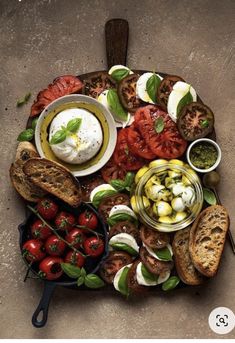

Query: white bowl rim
left=186, top=138, right=221, bottom=173
left=35, top=94, right=117, bottom=177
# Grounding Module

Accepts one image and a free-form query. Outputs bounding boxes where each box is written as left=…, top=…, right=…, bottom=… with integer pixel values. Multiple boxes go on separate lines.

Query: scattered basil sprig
left=154, top=246, right=172, bottom=261
left=17, top=114, right=39, bottom=142
left=154, top=117, right=165, bottom=133
left=17, top=128, right=34, bottom=142
left=61, top=263, right=105, bottom=289
left=50, top=118, right=82, bottom=145
left=176, top=89, right=193, bottom=117
left=110, top=172, right=135, bottom=192
left=203, top=188, right=217, bottom=205
left=17, top=92, right=31, bottom=107
left=146, top=74, right=161, bottom=103
left=107, top=89, right=128, bottom=122
left=162, top=276, right=180, bottom=291
left=111, top=68, right=130, bottom=82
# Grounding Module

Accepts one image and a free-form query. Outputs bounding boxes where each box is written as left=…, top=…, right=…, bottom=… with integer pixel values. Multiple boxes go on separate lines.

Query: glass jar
left=134, top=163, right=203, bottom=232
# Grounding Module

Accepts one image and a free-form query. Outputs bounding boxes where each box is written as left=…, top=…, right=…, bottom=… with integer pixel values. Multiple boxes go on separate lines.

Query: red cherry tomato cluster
left=22, top=198, right=105, bottom=281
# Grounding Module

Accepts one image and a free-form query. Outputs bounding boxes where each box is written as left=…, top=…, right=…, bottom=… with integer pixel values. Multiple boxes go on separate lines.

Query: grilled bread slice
left=173, top=227, right=204, bottom=285
left=23, top=158, right=81, bottom=207
left=189, top=205, right=229, bottom=277
left=9, top=142, right=46, bottom=202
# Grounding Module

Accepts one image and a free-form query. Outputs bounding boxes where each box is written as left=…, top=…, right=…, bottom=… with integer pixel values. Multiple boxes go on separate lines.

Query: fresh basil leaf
left=107, top=89, right=128, bottom=121
left=125, top=172, right=135, bottom=187
left=61, top=263, right=81, bottom=279
left=141, top=263, right=158, bottom=282
left=92, top=189, right=117, bottom=207
left=201, top=119, right=209, bottom=128
left=107, top=213, right=137, bottom=227
left=80, top=267, right=87, bottom=277
left=154, top=117, right=165, bottom=133
left=118, top=266, right=130, bottom=296
left=31, top=117, right=38, bottom=130
left=17, top=128, right=34, bottom=142
left=84, top=274, right=105, bottom=289
left=17, top=92, right=31, bottom=107
left=66, top=118, right=82, bottom=133
left=110, top=243, right=138, bottom=256
left=162, top=276, right=180, bottom=291
left=154, top=246, right=172, bottom=261
left=50, top=129, right=67, bottom=145
left=110, top=179, right=126, bottom=192
left=146, top=74, right=161, bottom=103
left=176, top=89, right=193, bottom=117
left=111, top=68, right=130, bottom=82
left=203, top=188, right=217, bottom=205
left=77, top=276, right=85, bottom=287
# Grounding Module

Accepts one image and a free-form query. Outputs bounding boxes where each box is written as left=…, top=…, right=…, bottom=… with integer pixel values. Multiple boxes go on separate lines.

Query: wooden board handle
left=105, top=19, right=129, bottom=69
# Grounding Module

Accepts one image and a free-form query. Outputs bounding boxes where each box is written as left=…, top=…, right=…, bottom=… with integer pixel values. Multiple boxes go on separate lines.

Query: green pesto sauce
left=190, top=142, right=218, bottom=169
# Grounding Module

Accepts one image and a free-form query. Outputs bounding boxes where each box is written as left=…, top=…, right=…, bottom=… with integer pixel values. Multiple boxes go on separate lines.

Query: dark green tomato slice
left=83, top=72, right=116, bottom=98
left=177, top=102, right=214, bottom=141
left=117, top=74, right=144, bottom=112
left=157, top=75, right=185, bottom=110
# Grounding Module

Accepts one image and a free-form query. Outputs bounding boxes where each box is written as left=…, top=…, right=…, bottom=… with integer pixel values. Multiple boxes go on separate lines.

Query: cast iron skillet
left=21, top=19, right=218, bottom=328
left=19, top=201, right=109, bottom=328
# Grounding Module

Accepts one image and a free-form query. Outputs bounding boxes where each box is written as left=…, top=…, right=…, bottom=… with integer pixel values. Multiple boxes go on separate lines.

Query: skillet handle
left=32, top=282, right=56, bottom=328
left=105, top=18, right=129, bottom=69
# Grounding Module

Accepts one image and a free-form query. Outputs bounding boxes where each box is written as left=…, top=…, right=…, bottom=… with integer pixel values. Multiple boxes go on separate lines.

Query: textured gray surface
left=0, top=0, right=235, bottom=339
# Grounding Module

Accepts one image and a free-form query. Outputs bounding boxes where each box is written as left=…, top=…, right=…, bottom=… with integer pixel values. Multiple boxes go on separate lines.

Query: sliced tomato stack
left=30, top=75, right=83, bottom=117
left=132, top=105, right=187, bottom=159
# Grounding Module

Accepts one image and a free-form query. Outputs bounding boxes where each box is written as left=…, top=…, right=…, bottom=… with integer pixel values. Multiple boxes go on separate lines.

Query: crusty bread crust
left=172, top=227, right=204, bottom=285
left=9, top=142, right=46, bottom=202
left=189, top=205, right=229, bottom=277
left=23, top=158, right=81, bottom=207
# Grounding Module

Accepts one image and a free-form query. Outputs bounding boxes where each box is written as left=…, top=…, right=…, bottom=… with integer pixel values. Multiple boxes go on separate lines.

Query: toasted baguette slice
left=23, top=158, right=81, bottom=207
left=9, top=142, right=46, bottom=202
left=173, top=227, right=204, bottom=285
left=189, top=205, right=229, bottom=277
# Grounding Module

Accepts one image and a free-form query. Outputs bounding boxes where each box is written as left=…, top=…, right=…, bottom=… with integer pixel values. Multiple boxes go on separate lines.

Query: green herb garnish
left=176, top=89, right=193, bottom=117
left=50, top=118, right=82, bottom=145
left=61, top=263, right=105, bottom=289
left=154, top=117, right=165, bottom=133
left=146, top=74, right=161, bottom=103
left=17, top=128, right=34, bottom=142
left=111, top=68, right=130, bottom=82
left=203, top=188, right=217, bottom=205
left=107, top=89, right=128, bottom=122
left=17, top=92, right=31, bottom=107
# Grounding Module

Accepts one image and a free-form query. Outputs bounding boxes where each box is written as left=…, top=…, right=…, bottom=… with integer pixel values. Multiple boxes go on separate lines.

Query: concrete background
left=0, top=0, right=235, bottom=339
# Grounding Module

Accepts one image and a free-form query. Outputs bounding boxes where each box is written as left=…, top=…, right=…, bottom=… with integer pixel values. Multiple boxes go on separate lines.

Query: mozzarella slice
left=167, top=81, right=197, bottom=122
left=109, top=205, right=137, bottom=220
left=136, top=73, right=162, bottom=103
left=136, top=262, right=158, bottom=286
left=113, top=263, right=132, bottom=292
left=108, top=65, right=133, bottom=76
left=158, top=270, right=171, bottom=284
left=144, top=243, right=173, bottom=261
left=90, top=184, right=116, bottom=202
left=109, top=233, right=139, bottom=253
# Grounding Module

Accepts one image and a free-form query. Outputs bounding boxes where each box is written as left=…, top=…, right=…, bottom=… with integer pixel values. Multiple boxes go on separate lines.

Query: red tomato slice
left=101, top=157, right=127, bottom=183
left=137, top=113, right=187, bottom=159
left=127, top=124, right=157, bottom=160
left=134, top=105, right=166, bottom=124
left=113, top=129, right=146, bottom=171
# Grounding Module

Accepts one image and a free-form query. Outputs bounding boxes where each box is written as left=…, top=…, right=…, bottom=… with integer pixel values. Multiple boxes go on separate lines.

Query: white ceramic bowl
left=35, top=94, right=117, bottom=177
left=186, top=138, right=221, bottom=173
